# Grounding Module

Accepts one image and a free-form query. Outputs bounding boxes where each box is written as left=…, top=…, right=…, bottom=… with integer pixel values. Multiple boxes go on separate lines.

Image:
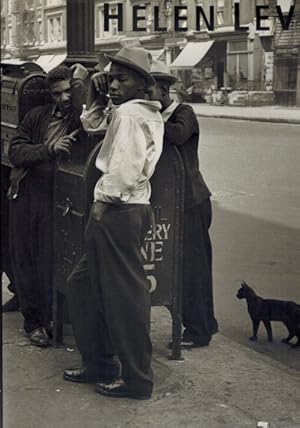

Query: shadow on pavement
left=211, top=202, right=300, bottom=371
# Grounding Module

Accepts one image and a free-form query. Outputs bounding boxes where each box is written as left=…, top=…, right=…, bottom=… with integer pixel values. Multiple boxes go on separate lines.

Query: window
left=55, top=17, right=62, bottom=41
left=277, top=0, right=294, bottom=12
left=176, top=2, right=187, bottom=31
left=228, top=40, right=248, bottom=52
left=24, top=0, right=34, bottom=10
left=8, top=26, right=12, bottom=46
left=47, top=0, right=62, bottom=5
left=37, top=19, right=43, bottom=43
left=97, top=4, right=120, bottom=39
left=134, top=3, right=152, bottom=32
left=47, top=15, right=62, bottom=43
left=217, top=0, right=224, bottom=26
left=1, top=18, right=6, bottom=47
left=227, top=40, right=249, bottom=88
left=195, top=0, right=204, bottom=29
left=48, top=18, right=54, bottom=42
left=23, top=11, right=35, bottom=45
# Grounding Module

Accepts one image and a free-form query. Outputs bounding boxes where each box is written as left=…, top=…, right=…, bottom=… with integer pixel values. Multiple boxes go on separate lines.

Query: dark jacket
left=164, top=103, right=211, bottom=209
left=8, top=101, right=82, bottom=198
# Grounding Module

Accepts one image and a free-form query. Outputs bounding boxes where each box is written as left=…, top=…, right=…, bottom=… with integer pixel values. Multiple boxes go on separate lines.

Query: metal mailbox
left=1, top=60, right=50, bottom=165
left=1, top=60, right=50, bottom=276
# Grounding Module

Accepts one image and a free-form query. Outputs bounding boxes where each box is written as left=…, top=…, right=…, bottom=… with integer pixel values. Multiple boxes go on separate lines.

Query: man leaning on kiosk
left=7, top=64, right=86, bottom=347
left=148, top=60, right=218, bottom=349
left=63, top=46, right=164, bottom=400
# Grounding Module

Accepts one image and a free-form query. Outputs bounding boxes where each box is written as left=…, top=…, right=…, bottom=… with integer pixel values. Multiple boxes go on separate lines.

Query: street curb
left=195, top=113, right=300, bottom=125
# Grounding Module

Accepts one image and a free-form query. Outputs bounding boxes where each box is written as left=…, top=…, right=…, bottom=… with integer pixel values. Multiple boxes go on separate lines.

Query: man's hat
left=150, top=60, right=177, bottom=85
left=105, top=46, right=155, bottom=86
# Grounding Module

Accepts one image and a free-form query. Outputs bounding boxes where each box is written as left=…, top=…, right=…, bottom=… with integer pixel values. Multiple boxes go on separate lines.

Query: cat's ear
left=241, top=281, right=246, bottom=287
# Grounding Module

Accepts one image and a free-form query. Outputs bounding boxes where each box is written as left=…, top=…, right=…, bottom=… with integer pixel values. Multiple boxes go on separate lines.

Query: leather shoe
left=168, top=338, right=210, bottom=349
left=63, top=367, right=115, bottom=384
left=25, top=327, right=50, bottom=347
left=95, top=378, right=151, bottom=400
left=2, top=295, right=20, bottom=312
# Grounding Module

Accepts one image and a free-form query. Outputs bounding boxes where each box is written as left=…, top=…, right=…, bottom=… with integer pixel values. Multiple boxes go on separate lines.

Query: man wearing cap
left=63, top=46, right=164, bottom=400
left=148, top=60, right=218, bottom=349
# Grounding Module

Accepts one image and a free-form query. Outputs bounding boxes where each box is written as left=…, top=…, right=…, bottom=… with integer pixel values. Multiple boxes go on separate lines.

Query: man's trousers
left=9, top=179, right=53, bottom=333
left=67, top=204, right=153, bottom=395
left=182, top=198, right=218, bottom=344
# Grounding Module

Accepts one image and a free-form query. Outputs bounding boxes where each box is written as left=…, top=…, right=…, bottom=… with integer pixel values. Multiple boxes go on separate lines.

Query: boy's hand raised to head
left=70, top=63, right=89, bottom=81
left=91, top=71, right=109, bottom=95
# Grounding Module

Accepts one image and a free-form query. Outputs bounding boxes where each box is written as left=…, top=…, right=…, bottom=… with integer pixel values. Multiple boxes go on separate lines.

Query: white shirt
left=161, top=100, right=179, bottom=122
left=93, top=99, right=164, bottom=204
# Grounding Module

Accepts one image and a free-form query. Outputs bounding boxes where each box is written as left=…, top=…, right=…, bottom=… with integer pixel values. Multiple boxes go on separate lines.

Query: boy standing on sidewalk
left=148, top=60, right=218, bottom=348
left=63, top=47, right=164, bottom=400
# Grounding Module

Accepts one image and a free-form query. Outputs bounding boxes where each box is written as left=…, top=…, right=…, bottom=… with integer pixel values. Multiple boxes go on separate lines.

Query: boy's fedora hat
left=105, top=46, right=155, bottom=86
left=150, top=60, right=177, bottom=85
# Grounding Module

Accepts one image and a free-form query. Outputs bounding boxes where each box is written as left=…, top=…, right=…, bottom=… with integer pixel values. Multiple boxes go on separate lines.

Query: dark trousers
left=182, top=198, right=218, bottom=343
left=66, top=254, right=119, bottom=379
left=67, top=204, right=153, bottom=394
left=9, top=179, right=53, bottom=333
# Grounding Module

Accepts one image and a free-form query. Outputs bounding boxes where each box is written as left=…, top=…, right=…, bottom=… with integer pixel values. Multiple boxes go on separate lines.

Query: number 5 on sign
left=144, top=263, right=157, bottom=293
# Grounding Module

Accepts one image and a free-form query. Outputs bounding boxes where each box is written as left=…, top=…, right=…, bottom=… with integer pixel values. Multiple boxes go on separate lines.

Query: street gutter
left=194, top=113, right=300, bottom=125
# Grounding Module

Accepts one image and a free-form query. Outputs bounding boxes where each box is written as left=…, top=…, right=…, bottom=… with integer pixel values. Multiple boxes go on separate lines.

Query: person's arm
left=80, top=100, right=112, bottom=134
left=69, top=63, right=89, bottom=115
left=87, top=71, right=109, bottom=109
left=8, top=109, right=52, bottom=168
left=71, top=78, right=86, bottom=116
left=9, top=109, right=77, bottom=168
left=94, top=112, right=147, bottom=204
left=164, top=105, right=199, bottom=146
left=80, top=71, right=112, bottom=133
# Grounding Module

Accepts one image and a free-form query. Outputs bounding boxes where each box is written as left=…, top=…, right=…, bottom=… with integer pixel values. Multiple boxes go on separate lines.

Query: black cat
left=236, top=281, right=300, bottom=348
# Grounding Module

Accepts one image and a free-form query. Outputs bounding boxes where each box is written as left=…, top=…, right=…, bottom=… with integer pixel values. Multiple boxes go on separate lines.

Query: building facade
left=1, top=0, right=299, bottom=105
left=273, top=0, right=300, bottom=105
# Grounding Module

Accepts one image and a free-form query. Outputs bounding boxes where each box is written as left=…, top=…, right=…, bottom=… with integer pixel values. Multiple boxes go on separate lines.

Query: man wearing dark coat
left=148, top=60, right=218, bottom=348
left=8, top=64, right=86, bottom=347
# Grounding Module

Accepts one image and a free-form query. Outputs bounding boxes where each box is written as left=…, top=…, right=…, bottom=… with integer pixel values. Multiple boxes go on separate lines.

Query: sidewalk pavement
left=188, top=104, right=300, bottom=125
left=2, top=303, right=300, bottom=428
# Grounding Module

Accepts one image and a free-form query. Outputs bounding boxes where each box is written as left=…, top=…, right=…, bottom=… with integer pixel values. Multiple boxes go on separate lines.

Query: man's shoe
left=167, top=338, right=210, bottom=349
left=63, top=367, right=100, bottom=384
left=95, top=378, right=151, bottom=400
left=25, top=327, right=50, bottom=347
left=2, top=295, right=20, bottom=312
left=63, top=367, right=116, bottom=384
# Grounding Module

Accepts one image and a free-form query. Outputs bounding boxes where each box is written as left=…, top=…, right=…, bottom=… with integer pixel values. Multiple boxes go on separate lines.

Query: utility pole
left=64, top=0, right=98, bottom=69
left=10, top=0, right=24, bottom=58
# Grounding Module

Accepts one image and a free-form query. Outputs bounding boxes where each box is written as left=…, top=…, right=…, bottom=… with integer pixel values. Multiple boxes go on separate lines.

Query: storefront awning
left=170, top=41, right=214, bottom=69
left=103, top=49, right=165, bottom=72
left=34, top=54, right=66, bottom=72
